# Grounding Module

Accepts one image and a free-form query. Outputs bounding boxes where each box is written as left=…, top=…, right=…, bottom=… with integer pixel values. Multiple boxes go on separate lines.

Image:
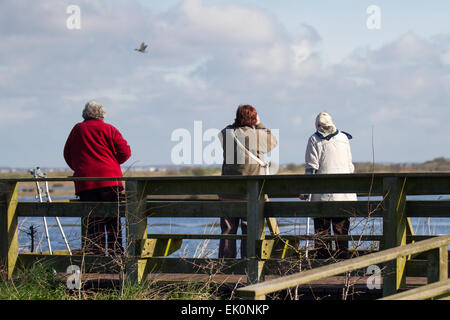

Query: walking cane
left=305, top=194, right=312, bottom=259
left=30, top=167, right=72, bottom=255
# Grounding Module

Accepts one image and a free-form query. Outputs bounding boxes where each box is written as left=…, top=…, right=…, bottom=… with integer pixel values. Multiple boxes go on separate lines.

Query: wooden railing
left=236, top=235, right=450, bottom=300
left=1, top=173, right=449, bottom=298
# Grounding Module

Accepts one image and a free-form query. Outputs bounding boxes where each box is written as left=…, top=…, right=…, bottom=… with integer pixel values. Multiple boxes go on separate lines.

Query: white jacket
left=305, top=130, right=357, bottom=201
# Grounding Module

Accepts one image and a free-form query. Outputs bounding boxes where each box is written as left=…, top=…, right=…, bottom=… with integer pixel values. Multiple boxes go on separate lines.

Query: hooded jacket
left=305, top=130, right=357, bottom=201
left=64, top=119, right=131, bottom=195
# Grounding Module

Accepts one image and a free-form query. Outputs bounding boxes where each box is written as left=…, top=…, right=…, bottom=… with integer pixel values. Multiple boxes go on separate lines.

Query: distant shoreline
left=3, top=157, right=449, bottom=198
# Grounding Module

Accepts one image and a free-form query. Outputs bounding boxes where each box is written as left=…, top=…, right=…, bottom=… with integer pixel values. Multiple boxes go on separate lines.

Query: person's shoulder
left=337, top=130, right=352, bottom=141
left=308, top=133, right=320, bottom=143
left=221, top=124, right=235, bottom=133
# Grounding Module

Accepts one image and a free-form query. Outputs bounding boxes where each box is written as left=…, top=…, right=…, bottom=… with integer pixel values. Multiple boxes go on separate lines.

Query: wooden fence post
left=0, top=181, right=19, bottom=279
left=246, top=180, right=266, bottom=286
left=382, top=177, right=408, bottom=296
left=427, top=245, right=449, bottom=284
left=125, top=180, right=148, bottom=283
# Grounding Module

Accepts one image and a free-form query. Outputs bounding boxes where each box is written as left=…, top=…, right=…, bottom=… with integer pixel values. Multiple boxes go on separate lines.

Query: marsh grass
left=0, top=262, right=69, bottom=300
left=0, top=261, right=221, bottom=300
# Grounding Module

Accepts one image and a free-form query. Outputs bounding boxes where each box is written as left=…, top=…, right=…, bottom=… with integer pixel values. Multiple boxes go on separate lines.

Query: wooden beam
left=0, top=181, right=19, bottom=279
left=406, top=200, right=450, bottom=217
left=382, top=177, right=408, bottom=296
left=147, top=233, right=245, bottom=240
left=17, top=253, right=121, bottom=273
left=246, top=180, right=266, bottom=285
left=137, top=238, right=182, bottom=257
left=125, top=181, right=148, bottom=283
left=16, top=201, right=126, bottom=217
left=379, top=279, right=450, bottom=300
left=15, top=200, right=450, bottom=219
left=236, top=235, right=450, bottom=299
left=146, top=201, right=246, bottom=218
left=263, top=175, right=384, bottom=197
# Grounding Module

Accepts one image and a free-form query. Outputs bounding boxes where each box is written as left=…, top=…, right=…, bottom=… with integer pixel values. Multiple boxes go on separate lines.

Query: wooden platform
left=60, top=272, right=428, bottom=300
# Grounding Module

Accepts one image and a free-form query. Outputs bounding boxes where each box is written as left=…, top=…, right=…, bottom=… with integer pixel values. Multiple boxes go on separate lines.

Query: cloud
left=0, top=0, right=450, bottom=167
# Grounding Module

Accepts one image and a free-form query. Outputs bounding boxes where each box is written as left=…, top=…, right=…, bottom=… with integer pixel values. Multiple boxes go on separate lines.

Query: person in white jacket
left=301, top=112, right=356, bottom=259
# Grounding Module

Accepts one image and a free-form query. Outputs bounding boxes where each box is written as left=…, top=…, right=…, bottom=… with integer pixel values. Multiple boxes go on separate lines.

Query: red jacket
left=64, top=119, right=131, bottom=195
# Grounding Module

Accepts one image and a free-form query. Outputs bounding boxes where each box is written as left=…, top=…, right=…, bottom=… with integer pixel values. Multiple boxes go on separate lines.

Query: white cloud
left=177, top=0, right=278, bottom=45
left=0, top=1, right=450, bottom=166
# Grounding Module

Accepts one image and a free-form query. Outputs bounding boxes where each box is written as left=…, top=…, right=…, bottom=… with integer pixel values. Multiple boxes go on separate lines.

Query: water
left=17, top=187, right=450, bottom=258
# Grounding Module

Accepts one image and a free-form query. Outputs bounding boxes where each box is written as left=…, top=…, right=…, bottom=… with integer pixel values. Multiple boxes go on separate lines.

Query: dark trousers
left=78, top=187, right=123, bottom=255
left=314, top=217, right=350, bottom=259
left=219, top=218, right=247, bottom=259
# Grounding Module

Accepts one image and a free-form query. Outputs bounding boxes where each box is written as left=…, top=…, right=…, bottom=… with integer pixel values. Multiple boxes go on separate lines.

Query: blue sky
left=1, top=0, right=450, bottom=168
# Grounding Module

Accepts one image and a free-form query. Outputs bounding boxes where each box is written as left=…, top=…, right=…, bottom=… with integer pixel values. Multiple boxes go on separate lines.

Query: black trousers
left=219, top=218, right=247, bottom=259
left=314, top=217, right=350, bottom=259
left=78, top=187, right=123, bottom=255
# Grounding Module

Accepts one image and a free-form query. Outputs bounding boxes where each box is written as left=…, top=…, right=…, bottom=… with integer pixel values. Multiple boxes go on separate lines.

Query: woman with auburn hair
left=217, top=104, right=278, bottom=259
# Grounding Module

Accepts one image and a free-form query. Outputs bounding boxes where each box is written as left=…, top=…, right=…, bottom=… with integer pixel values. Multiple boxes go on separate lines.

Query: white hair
left=315, top=112, right=336, bottom=136
left=82, top=100, right=106, bottom=120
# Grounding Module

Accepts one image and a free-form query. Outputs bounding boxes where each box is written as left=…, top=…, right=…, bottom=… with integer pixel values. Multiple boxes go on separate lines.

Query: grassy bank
left=0, top=261, right=222, bottom=300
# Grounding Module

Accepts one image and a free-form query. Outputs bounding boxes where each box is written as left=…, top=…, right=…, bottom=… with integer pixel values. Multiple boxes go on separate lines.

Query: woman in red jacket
left=64, top=100, right=131, bottom=255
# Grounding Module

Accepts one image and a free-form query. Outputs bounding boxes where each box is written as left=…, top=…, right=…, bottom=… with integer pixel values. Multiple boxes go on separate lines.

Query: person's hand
left=298, top=194, right=309, bottom=200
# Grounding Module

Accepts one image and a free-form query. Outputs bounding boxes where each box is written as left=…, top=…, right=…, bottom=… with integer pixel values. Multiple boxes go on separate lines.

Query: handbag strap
left=231, top=129, right=269, bottom=169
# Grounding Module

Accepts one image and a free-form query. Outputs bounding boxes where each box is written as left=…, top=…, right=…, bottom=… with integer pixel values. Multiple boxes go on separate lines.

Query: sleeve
left=255, top=123, right=278, bottom=154
left=112, top=128, right=132, bottom=164
left=218, top=128, right=225, bottom=148
left=63, top=127, right=75, bottom=170
left=305, top=136, right=320, bottom=171
left=347, top=139, right=355, bottom=173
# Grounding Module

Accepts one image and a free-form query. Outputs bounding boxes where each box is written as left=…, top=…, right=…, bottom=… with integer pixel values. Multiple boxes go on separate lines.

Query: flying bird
left=134, top=42, right=148, bottom=53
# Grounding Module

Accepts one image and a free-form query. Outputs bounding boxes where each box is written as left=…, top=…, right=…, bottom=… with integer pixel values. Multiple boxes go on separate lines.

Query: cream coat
left=305, top=130, right=357, bottom=201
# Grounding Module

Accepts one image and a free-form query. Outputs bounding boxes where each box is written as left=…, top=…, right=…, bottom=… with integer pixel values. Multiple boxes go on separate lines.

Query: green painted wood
left=144, top=233, right=444, bottom=243
left=17, top=253, right=121, bottom=273
left=263, top=175, right=384, bottom=197
left=138, top=238, right=182, bottom=257
left=381, top=177, right=408, bottom=296
left=236, top=235, right=450, bottom=299
left=15, top=200, right=450, bottom=218
left=146, top=201, right=246, bottom=218
left=145, top=200, right=382, bottom=218
left=4, top=173, right=450, bottom=196
left=406, top=201, right=450, bottom=217
left=125, top=181, right=148, bottom=283
left=3, top=172, right=450, bottom=182
left=427, top=245, right=449, bottom=284
left=128, top=257, right=248, bottom=275
left=147, top=233, right=245, bottom=240
left=16, top=201, right=126, bottom=217
left=0, top=182, right=19, bottom=279
left=246, top=180, right=266, bottom=284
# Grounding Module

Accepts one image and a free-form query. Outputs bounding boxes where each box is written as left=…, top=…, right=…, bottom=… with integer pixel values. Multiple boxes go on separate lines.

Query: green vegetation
left=0, top=262, right=69, bottom=300
left=281, top=157, right=450, bottom=174
left=0, top=157, right=448, bottom=181
left=0, top=261, right=221, bottom=300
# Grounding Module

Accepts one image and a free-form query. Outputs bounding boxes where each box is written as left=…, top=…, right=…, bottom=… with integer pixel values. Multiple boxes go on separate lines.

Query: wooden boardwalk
left=1, top=173, right=449, bottom=300
left=57, top=272, right=428, bottom=300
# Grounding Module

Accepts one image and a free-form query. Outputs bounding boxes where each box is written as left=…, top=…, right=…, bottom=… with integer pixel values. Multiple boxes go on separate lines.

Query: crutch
left=305, top=194, right=312, bottom=259
left=30, top=167, right=72, bottom=255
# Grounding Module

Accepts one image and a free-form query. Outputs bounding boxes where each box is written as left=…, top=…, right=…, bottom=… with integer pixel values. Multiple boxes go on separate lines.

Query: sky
left=1, top=0, right=450, bottom=168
